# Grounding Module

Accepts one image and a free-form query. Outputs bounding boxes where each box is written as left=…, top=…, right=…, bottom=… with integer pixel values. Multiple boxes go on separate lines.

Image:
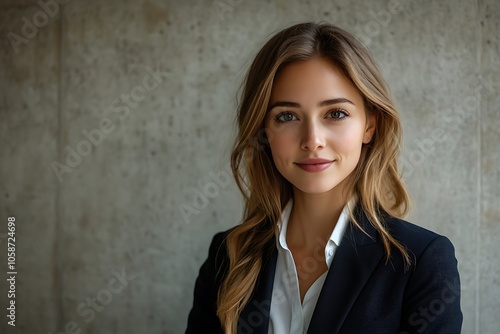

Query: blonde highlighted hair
left=218, top=22, right=411, bottom=333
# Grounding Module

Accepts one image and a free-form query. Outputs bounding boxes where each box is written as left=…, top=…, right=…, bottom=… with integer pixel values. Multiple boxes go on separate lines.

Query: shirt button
left=328, top=249, right=334, bottom=257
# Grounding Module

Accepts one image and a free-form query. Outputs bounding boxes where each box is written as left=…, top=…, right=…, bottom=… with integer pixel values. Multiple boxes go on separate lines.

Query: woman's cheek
left=329, top=127, right=364, bottom=151
left=273, top=136, right=294, bottom=158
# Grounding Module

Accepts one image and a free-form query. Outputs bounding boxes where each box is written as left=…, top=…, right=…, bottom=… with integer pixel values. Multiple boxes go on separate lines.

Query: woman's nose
left=300, top=121, right=326, bottom=151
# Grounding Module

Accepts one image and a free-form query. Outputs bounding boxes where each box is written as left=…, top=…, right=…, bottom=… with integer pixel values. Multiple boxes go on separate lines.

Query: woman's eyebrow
left=268, top=97, right=355, bottom=111
left=319, top=98, right=355, bottom=107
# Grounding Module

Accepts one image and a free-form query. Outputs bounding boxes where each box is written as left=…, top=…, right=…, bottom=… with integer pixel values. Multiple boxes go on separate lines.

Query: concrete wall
left=0, top=0, right=498, bottom=333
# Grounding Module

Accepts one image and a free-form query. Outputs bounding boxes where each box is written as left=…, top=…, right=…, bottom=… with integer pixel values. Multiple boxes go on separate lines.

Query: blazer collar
left=307, top=207, right=384, bottom=333
left=238, top=244, right=277, bottom=334
left=238, top=205, right=384, bottom=334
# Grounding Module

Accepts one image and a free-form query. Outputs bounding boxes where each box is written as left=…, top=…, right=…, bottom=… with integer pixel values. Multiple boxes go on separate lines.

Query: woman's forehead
left=270, top=57, right=364, bottom=107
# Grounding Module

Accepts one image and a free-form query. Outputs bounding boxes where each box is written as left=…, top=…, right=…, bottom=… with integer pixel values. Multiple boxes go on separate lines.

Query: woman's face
left=264, top=56, right=376, bottom=196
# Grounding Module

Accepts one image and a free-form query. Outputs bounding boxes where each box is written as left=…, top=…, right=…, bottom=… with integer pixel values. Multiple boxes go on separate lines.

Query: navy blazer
left=186, top=207, right=463, bottom=334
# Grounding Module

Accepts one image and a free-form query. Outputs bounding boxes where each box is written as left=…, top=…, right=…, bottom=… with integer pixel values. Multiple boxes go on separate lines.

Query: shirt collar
left=275, top=196, right=357, bottom=253
left=276, top=200, right=293, bottom=251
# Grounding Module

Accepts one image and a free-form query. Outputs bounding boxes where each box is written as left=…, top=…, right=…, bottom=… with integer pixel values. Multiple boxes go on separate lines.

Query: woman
left=186, top=22, right=462, bottom=334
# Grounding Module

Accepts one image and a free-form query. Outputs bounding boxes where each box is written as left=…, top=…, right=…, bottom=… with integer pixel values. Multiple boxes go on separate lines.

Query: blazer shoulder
left=185, top=227, right=236, bottom=334
left=388, top=218, right=463, bottom=332
left=207, top=227, right=236, bottom=272
left=384, top=217, right=455, bottom=258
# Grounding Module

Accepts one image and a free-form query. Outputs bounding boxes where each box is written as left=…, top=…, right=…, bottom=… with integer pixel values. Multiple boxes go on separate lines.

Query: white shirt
left=268, top=199, right=352, bottom=334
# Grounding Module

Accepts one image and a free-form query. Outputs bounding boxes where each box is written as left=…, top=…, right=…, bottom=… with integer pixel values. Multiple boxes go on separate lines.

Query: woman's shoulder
left=209, top=226, right=237, bottom=249
left=205, top=226, right=238, bottom=266
left=384, top=215, right=457, bottom=258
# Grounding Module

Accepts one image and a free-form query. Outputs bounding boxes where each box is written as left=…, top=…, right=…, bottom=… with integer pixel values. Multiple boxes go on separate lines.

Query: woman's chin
left=292, top=183, right=341, bottom=195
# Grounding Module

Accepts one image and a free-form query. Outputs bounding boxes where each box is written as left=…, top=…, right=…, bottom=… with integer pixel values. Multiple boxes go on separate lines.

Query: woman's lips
left=295, top=161, right=334, bottom=172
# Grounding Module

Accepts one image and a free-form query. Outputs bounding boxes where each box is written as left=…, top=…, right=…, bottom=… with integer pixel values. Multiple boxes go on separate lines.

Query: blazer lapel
left=307, top=208, right=385, bottom=334
left=238, top=245, right=278, bottom=334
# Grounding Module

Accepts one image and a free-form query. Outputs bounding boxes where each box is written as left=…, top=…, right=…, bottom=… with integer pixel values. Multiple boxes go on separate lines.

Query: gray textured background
left=0, top=0, right=499, bottom=333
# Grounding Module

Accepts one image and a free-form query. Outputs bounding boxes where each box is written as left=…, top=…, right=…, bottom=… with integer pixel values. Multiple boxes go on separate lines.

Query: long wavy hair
left=217, top=22, right=411, bottom=333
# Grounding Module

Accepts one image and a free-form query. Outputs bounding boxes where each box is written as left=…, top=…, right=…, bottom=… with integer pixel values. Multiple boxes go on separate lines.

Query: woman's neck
left=286, top=187, right=348, bottom=252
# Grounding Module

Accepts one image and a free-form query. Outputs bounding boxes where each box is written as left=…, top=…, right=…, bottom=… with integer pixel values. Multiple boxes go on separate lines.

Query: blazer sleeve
left=399, top=235, right=463, bottom=333
left=185, top=232, right=228, bottom=334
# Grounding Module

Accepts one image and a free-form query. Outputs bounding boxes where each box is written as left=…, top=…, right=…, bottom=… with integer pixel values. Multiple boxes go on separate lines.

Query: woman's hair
left=217, top=22, right=411, bottom=333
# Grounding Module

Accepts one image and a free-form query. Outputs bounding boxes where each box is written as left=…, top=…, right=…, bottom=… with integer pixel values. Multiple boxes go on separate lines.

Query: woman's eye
left=276, top=112, right=297, bottom=122
left=327, top=110, right=347, bottom=120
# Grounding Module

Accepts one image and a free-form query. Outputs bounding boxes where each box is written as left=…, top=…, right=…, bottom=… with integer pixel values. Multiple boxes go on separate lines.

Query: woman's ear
left=362, top=110, right=377, bottom=144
